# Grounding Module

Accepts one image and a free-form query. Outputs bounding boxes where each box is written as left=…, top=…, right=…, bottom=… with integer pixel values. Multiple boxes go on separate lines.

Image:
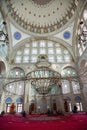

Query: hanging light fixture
left=0, top=21, right=8, bottom=44
left=26, top=54, right=61, bottom=95
left=78, top=9, right=87, bottom=47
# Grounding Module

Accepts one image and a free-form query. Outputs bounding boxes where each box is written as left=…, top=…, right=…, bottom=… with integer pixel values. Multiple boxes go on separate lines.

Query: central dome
left=4, top=0, right=77, bottom=36
left=32, top=0, right=52, bottom=5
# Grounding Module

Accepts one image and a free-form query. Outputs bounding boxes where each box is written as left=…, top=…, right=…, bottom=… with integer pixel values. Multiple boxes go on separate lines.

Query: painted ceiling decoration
left=31, top=0, right=53, bottom=6
left=14, top=32, right=21, bottom=40
left=5, top=0, right=77, bottom=36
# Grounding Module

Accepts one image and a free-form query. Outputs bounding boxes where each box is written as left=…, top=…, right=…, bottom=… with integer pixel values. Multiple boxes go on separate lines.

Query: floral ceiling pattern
left=4, top=0, right=77, bottom=36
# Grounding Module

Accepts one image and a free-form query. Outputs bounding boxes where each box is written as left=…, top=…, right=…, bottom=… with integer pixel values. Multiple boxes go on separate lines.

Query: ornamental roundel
left=14, top=32, right=21, bottom=40
left=63, top=31, right=71, bottom=39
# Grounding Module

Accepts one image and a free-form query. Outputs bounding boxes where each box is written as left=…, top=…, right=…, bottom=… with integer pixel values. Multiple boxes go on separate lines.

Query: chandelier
left=26, top=55, right=61, bottom=95
left=3, top=54, right=61, bottom=95
left=0, top=21, right=8, bottom=44
left=78, top=10, right=87, bottom=48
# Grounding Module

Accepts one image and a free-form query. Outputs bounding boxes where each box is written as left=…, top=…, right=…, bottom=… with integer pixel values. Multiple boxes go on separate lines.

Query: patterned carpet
left=27, top=114, right=61, bottom=121
left=0, top=112, right=87, bottom=130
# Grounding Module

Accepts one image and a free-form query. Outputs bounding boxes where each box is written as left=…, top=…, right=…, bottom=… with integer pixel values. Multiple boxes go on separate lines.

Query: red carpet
left=0, top=113, right=87, bottom=130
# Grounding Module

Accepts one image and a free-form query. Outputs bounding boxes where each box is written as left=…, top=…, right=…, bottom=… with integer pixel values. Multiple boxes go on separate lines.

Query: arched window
left=74, top=96, right=83, bottom=111
left=16, top=98, right=23, bottom=113
left=6, top=67, right=25, bottom=95
left=16, top=98, right=23, bottom=103
left=62, top=80, right=70, bottom=94
left=14, top=40, right=73, bottom=64
left=72, top=80, right=80, bottom=94
left=61, top=67, right=77, bottom=77
left=5, top=97, right=12, bottom=103
left=9, top=67, right=25, bottom=78
left=5, top=97, right=12, bottom=113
